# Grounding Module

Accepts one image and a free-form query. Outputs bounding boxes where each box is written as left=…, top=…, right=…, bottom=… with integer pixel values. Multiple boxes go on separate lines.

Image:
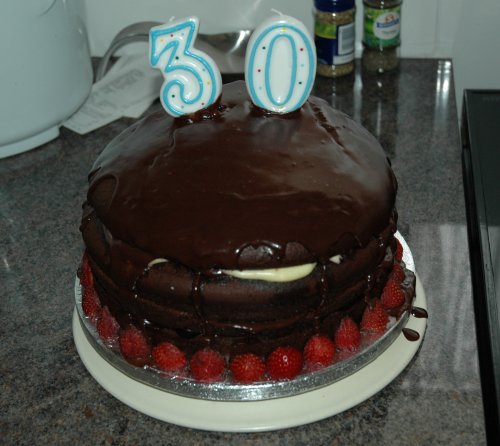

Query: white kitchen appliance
left=0, top=0, right=92, bottom=158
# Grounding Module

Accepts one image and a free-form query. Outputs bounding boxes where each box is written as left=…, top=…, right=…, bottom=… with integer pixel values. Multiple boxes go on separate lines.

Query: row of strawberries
left=79, top=240, right=406, bottom=384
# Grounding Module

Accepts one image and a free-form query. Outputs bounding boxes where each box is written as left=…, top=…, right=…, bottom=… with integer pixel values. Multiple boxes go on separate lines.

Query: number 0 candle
left=150, top=17, right=223, bottom=117
left=245, top=14, right=316, bottom=114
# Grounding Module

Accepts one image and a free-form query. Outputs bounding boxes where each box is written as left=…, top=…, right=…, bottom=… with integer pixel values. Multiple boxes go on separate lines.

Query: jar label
left=315, top=22, right=355, bottom=65
left=364, top=6, right=401, bottom=47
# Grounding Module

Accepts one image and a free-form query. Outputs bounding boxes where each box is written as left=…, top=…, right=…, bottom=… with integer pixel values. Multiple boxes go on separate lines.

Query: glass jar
left=314, top=0, right=356, bottom=78
left=362, top=0, right=402, bottom=73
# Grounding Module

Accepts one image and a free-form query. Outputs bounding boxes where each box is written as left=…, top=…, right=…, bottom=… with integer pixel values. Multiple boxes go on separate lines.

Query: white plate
left=73, top=274, right=426, bottom=432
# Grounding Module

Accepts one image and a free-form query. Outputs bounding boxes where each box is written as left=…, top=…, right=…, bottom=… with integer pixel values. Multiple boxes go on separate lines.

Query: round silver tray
left=74, top=233, right=417, bottom=402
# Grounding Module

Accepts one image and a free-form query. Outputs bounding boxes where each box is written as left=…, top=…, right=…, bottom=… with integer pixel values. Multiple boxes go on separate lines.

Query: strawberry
left=266, top=346, right=303, bottom=380
left=152, top=342, right=187, bottom=373
left=390, top=263, right=406, bottom=283
left=381, top=278, right=406, bottom=309
left=395, top=239, right=403, bottom=262
left=361, top=301, right=389, bottom=333
left=119, top=325, right=151, bottom=366
left=334, top=317, right=361, bottom=351
left=81, top=285, right=102, bottom=323
left=97, top=306, right=120, bottom=343
left=304, top=335, right=335, bottom=369
left=230, top=353, right=266, bottom=384
left=189, top=348, right=226, bottom=382
left=79, top=252, right=94, bottom=288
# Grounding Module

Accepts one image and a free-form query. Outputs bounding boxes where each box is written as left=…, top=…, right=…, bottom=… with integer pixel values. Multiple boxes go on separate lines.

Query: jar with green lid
left=362, top=0, right=402, bottom=73
left=314, top=0, right=356, bottom=78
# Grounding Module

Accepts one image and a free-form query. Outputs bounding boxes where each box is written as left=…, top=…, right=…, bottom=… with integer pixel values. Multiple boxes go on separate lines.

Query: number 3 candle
left=245, top=14, right=316, bottom=114
left=150, top=17, right=222, bottom=117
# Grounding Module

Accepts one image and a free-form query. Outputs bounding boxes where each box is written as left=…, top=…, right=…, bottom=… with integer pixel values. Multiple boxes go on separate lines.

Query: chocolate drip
left=411, top=306, right=428, bottom=319
left=191, top=272, right=209, bottom=335
left=403, top=328, right=420, bottom=341
left=320, top=263, right=329, bottom=304
left=132, top=266, right=150, bottom=295
left=314, top=262, right=330, bottom=331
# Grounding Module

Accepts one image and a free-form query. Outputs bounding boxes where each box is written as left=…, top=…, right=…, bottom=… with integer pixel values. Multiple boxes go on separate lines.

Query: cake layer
left=84, top=81, right=397, bottom=271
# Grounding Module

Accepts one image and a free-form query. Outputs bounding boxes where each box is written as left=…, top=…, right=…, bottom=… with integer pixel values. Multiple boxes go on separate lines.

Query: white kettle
left=0, top=0, right=92, bottom=158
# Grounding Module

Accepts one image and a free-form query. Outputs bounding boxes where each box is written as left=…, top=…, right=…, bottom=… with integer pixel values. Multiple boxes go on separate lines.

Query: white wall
left=82, top=0, right=463, bottom=58
left=82, top=0, right=500, bottom=116
left=83, top=0, right=313, bottom=57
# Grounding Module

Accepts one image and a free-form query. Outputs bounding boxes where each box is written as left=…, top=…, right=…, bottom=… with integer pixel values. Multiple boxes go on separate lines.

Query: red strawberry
left=152, top=342, right=187, bottom=373
left=334, top=317, right=361, bottom=351
left=81, top=285, right=102, bottom=323
left=189, top=348, right=226, bottom=382
left=361, top=301, right=389, bottom=333
left=390, top=263, right=406, bottom=283
left=119, top=325, right=151, bottom=366
left=230, top=353, right=266, bottom=384
left=79, top=252, right=94, bottom=287
left=97, top=306, right=120, bottom=343
left=304, top=335, right=335, bottom=369
left=395, top=239, right=403, bottom=262
left=381, top=279, right=406, bottom=309
left=266, top=346, right=303, bottom=380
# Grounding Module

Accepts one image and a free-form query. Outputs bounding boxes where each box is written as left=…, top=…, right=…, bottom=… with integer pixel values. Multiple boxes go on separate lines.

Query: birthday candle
left=150, top=17, right=222, bottom=117
left=245, top=15, right=316, bottom=114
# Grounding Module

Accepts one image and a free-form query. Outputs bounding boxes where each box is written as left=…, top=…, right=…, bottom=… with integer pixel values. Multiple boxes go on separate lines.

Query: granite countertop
left=1, top=59, right=487, bottom=445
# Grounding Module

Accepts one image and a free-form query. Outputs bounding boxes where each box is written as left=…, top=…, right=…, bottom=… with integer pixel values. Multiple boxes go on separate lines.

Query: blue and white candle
left=245, top=15, right=316, bottom=114
left=150, top=17, right=222, bottom=117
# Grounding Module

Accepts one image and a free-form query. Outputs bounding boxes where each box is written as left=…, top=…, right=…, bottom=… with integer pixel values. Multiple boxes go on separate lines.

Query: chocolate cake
left=80, top=80, right=409, bottom=370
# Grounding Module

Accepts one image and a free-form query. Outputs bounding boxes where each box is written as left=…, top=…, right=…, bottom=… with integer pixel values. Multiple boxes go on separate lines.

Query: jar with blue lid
left=314, top=0, right=356, bottom=77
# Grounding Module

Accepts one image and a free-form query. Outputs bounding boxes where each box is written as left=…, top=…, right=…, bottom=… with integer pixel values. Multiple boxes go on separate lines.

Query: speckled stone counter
left=1, top=59, right=487, bottom=445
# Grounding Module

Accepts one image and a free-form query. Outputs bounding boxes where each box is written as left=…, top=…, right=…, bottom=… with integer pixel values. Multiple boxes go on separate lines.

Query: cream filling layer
left=146, top=255, right=343, bottom=283
left=223, top=254, right=343, bottom=282
left=223, top=263, right=316, bottom=282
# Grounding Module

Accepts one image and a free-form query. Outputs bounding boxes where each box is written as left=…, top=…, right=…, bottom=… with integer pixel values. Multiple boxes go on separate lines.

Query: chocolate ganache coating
left=81, top=80, right=401, bottom=357
left=86, top=81, right=397, bottom=271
